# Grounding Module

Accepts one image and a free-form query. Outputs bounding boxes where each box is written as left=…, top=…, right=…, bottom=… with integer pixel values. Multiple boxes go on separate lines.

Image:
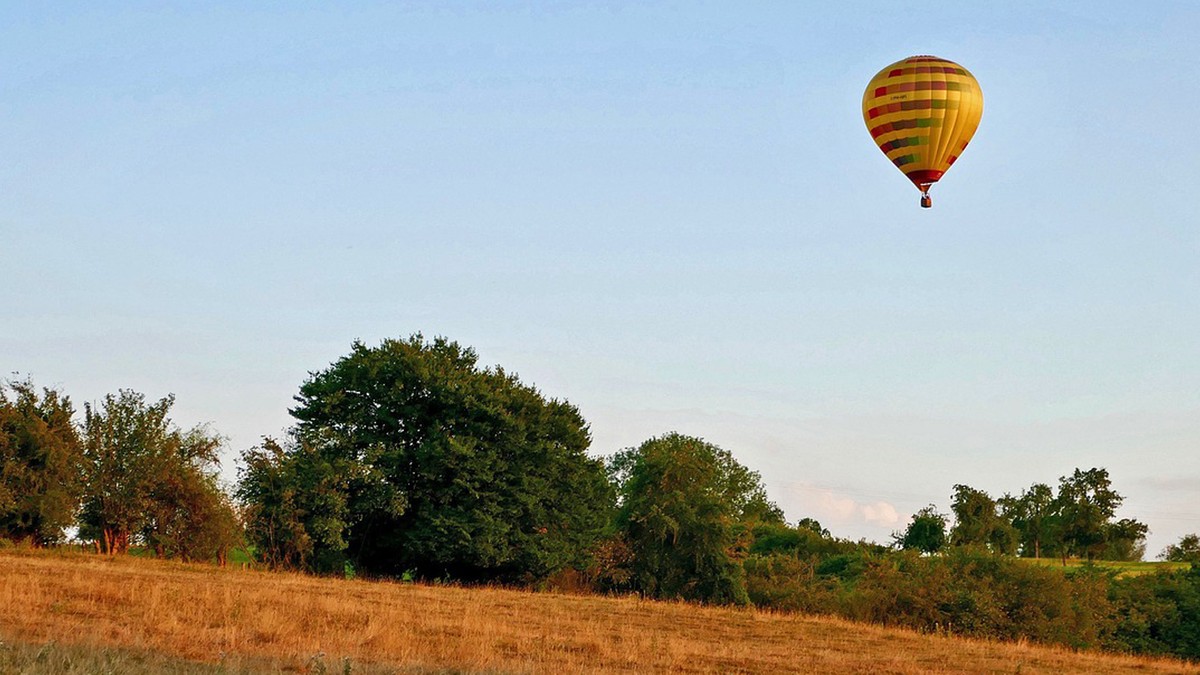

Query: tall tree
left=609, top=432, right=782, bottom=605
left=1056, top=467, right=1123, bottom=562
left=264, top=335, right=613, bottom=582
left=0, top=379, right=84, bottom=545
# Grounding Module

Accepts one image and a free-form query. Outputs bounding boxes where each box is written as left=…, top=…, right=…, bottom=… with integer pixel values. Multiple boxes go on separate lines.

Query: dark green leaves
left=0, top=379, right=84, bottom=545
left=609, top=432, right=781, bottom=605
left=244, top=334, right=612, bottom=582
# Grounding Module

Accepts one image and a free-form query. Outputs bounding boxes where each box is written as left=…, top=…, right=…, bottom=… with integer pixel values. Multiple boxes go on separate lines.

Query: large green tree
left=1055, top=467, right=1135, bottom=561
left=608, top=432, right=782, bottom=605
left=253, top=335, right=613, bottom=582
left=0, top=379, right=84, bottom=545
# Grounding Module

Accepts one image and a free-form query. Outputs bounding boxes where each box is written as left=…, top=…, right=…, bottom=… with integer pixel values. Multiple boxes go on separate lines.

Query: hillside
left=1, top=549, right=1195, bottom=674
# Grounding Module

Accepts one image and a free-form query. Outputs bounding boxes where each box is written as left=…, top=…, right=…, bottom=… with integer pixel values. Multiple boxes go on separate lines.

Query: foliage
left=895, top=505, right=947, bottom=554
left=1001, top=482, right=1058, bottom=559
left=961, top=471, right=1146, bottom=563
left=745, top=546, right=1120, bottom=650
left=1160, top=534, right=1200, bottom=564
left=142, top=466, right=243, bottom=564
left=949, top=484, right=1016, bottom=554
left=1108, top=565, right=1200, bottom=659
left=252, top=334, right=614, bottom=582
left=79, top=390, right=232, bottom=558
left=1104, top=518, right=1149, bottom=562
left=609, top=432, right=781, bottom=605
left=1056, top=468, right=1125, bottom=561
left=582, top=533, right=636, bottom=593
left=0, top=379, right=84, bottom=545
left=237, top=436, right=352, bottom=571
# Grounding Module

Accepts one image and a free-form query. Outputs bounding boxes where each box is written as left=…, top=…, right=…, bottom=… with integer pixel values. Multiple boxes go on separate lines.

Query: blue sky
left=3, top=2, right=1197, bottom=554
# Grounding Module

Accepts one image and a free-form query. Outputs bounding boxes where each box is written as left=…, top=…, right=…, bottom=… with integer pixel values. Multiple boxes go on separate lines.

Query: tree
left=268, top=335, right=613, bottom=582
left=896, top=505, right=947, bottom=555
left=608, top=432, right=782, bottom=605
left=139, top=424, right=242, bottom=564
left=0, top=379, right=84, bottom=545
left=949, top=484, right=1016, bottom=553
left=1104, top=518, right=1149, bottom=562
left=796, top=517, right=831, bottom=538
left=79, top=390, right=225, bottom=555
left=237, top=436, right=352, bottom=571
left=1003, top=483, right=1058, bottom=559
left=1160, top=534, right=1200, bottom=564
left=1056, top=468, right=1123, bottom=562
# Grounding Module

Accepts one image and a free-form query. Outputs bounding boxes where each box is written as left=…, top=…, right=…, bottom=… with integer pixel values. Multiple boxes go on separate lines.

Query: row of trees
left=232, top=336, right=783, bottom=606
left=0, top=381, right=239, bottom=561
left=4, top=334, right=1198, bottom=660
left=897, top=469, right=1149, bottom=562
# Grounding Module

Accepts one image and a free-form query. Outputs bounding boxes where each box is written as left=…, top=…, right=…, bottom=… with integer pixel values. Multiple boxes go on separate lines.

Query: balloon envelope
left=862, top=56, right=983, bottom=202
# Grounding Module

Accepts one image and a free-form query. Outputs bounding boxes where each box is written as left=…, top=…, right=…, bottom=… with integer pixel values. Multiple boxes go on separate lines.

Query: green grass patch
left=1022, top=557, right=1191, bottom=577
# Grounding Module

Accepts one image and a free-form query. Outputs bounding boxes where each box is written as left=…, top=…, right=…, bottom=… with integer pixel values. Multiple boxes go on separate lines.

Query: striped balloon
left=862, top=56, right=983, bottom=208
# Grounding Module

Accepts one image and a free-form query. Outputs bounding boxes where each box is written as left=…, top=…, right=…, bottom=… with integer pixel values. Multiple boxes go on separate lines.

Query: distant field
left=1022, top=557, right=1191, bottom=577
left=2, top=549, right=1196, bottom=674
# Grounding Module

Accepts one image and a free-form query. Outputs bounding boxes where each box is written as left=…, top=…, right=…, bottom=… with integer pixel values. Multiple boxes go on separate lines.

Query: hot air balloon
left=862, top=56, right=983, bottom=208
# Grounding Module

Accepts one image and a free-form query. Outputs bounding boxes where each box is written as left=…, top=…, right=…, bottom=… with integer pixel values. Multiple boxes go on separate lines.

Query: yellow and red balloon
left=862, top=56, right=983, bottom=208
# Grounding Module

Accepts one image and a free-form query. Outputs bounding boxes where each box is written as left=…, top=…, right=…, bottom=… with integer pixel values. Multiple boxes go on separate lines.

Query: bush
left=1109, top=565, right=1200, bottom=659
left=745, top=546, right=1122, bottom=651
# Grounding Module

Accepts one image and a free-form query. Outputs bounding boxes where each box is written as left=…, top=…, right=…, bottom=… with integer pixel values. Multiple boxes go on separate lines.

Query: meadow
left=2, top=549, right=1197, bottom=674
left=1022, top=557, right=1192, bottom=577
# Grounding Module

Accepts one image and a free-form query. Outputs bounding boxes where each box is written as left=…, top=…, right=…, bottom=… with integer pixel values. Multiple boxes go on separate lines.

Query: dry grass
left=1, top=549, right=1196, bottom=674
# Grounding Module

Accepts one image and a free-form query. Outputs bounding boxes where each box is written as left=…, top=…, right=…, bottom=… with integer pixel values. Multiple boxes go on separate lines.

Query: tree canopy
left=0, top=379, right=83, bottom=545
left=608, top=432, right=782, bottom=605
left=1161, top=534, right=1200, bottom=564
left=80, top=390, right=233, bottom=557
left=896, top=505, right=948, bottom=555
left=241, top=334, right=613, bottom=582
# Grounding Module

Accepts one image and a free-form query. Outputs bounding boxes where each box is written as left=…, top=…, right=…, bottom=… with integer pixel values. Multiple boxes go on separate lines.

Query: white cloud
left=783, top=483, right=906, bottom=534
left=815, top=490, right=858, bottom=520
left=861, top=501, right=901, bottom=527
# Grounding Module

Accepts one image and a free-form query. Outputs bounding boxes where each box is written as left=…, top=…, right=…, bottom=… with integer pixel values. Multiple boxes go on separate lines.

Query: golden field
left=1, top=548, right=1196, bottom=674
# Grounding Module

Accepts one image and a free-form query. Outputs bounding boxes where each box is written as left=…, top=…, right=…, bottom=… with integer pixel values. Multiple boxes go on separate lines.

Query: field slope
left=1, top=549, right=1195, bottom=674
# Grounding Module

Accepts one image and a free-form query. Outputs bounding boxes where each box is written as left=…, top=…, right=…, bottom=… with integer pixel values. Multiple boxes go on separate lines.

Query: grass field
left=1022, top=557, right=1191, bottom=577
left=2, top=548, right=1197, bottom=674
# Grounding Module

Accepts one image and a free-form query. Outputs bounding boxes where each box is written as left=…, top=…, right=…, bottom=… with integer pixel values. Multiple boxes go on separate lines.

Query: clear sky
left=3, top=2, right=1197, bottom=555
